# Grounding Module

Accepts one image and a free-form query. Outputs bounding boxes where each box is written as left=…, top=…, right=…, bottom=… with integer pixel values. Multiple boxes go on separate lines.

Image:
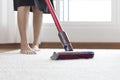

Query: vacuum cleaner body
left=34, top=0, right=94, bottom=60
left=58, top=31, right=73, bottom=51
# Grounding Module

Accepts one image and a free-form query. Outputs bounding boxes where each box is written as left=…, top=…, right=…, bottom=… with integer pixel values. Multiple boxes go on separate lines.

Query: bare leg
left=32, top=6, right=43, bottom=50
left=17, top=6, right=36, bottom=54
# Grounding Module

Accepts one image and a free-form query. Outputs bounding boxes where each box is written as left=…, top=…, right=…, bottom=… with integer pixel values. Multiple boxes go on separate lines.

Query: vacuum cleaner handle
left=45, top=0, right=73, bottom=51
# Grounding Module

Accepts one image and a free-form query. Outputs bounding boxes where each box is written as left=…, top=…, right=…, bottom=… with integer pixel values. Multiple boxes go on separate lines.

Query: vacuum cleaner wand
left=45, top=0, right=73, bottom=51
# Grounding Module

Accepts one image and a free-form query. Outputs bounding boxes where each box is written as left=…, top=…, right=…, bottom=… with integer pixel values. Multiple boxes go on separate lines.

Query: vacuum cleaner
left=34, top=0, right=94, bottom=60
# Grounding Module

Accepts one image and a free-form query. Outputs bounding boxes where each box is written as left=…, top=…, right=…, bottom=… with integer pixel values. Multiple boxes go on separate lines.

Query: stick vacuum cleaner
left=34, top=0, right=94, bottom=60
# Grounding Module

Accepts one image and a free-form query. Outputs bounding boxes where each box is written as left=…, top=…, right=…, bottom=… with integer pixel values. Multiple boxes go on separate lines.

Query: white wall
left=40, top=24, right=120, bottom=42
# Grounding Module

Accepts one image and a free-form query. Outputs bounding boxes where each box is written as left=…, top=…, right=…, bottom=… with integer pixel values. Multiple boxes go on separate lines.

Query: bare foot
left=32, top=44, right=40, bottom=51
left=20, top=44, right=36, bottom=54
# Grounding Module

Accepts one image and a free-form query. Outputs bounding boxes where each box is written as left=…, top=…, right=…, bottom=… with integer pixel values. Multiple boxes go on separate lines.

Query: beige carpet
left=0, top=49, right=120, bottom=80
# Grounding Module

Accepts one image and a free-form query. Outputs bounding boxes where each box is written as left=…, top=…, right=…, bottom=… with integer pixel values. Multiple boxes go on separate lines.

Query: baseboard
left=0, top=42, right=120, bottom=49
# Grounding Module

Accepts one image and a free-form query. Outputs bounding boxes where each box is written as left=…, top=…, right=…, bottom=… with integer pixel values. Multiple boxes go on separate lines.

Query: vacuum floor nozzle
left=51, top=51, right=94, bottom=60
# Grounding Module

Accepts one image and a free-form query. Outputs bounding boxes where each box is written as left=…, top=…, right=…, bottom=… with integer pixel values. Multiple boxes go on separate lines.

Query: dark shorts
left=13, top=0, right=54, bottom=13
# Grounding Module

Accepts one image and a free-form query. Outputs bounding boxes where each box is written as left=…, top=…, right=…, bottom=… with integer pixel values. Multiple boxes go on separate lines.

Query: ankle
left=20, top=43, right=30, bottom=49
left=32, top=43, right=39, bottom=47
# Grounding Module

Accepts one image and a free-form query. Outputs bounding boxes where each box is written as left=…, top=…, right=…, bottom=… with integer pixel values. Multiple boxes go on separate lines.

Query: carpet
left=0, top=49, right=120, bottom=80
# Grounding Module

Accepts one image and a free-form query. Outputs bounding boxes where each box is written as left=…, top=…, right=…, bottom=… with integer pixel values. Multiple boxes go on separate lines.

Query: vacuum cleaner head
left=51, top=51, right=94, bottom=60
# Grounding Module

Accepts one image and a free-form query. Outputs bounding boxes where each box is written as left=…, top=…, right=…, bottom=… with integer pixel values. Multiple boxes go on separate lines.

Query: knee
left=18, top=6, right=30, bottom=12
left=32, top=6, right=43, bottom=14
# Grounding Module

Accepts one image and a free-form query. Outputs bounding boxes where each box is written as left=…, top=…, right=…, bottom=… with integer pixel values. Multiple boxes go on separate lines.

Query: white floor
left=0, top=49, right=120, bottom=80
